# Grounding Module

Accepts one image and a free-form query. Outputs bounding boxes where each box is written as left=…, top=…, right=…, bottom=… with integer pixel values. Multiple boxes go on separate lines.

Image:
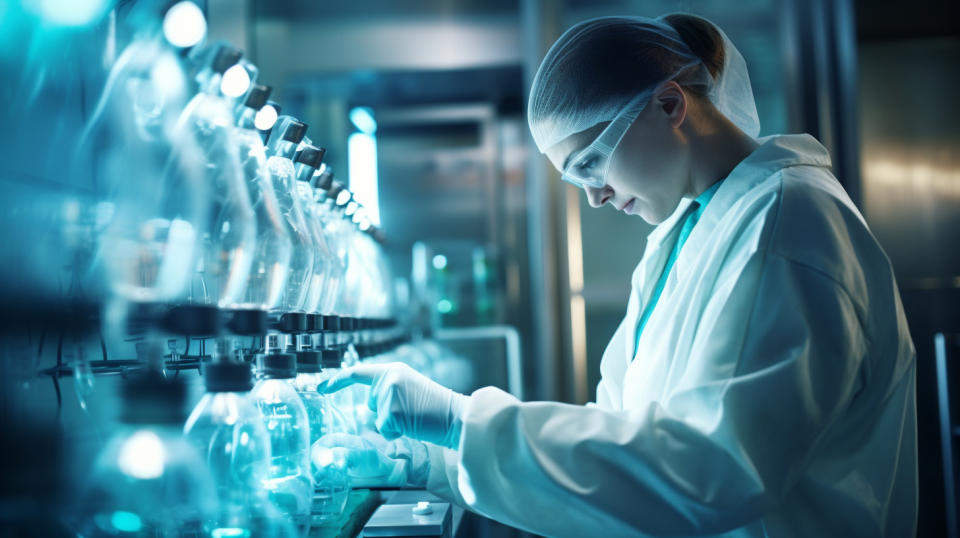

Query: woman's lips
left=620, top=198, right=636, bottom=213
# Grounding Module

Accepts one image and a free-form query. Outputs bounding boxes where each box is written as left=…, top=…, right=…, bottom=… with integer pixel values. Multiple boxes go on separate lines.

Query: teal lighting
left=348, top=107, right=377, bottom=134
left=110, top=511, right=143, bottom=533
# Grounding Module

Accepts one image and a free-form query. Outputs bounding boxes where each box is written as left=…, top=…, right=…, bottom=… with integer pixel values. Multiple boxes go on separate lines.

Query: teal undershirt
left=634, top=181, right=722, bottom=356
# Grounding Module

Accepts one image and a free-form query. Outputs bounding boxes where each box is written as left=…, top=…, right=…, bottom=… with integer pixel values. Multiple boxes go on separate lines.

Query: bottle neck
left=237, top=106, right=258, bottom=129
left=197, top=71, right=224, bottom=97
left=270, top=139, right=298, bottom=160
left=295, top=162, right=316, bottom=183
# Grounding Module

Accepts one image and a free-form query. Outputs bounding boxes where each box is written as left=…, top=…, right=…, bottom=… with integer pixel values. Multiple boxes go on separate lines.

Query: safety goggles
left=560, top=93, right=651, bottom=190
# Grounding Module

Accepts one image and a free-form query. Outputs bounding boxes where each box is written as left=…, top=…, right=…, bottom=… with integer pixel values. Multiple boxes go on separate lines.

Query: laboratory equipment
left=293, top=352, right=351, bottom=524
left=251, top=353, right=313, bottom=536
left=179, top=42, right=257, bottom=311
left=184, top=360, right=297, bottom=537
left=227, top=83, right=292, bottom=338
left=77, top=372, right=217, bottom=536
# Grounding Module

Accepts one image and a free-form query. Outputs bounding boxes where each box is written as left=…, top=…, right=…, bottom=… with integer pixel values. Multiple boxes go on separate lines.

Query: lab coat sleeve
left=426, top=442, right=468, bottom=506
left=444, top=253, right=868, bottom=537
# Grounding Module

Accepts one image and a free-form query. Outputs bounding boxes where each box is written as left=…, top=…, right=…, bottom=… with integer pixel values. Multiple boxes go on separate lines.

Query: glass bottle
left=78, top=373, right=217, bottom=537
left=250, top=353, right=312, bottom=536
left=178, top=42, right=257, bottom=309
left=231, top=84, right=292, bottom=313
left=293, top=353, right=350, bottom=524
left=184, top=360, right=296, bottom=537
left=292, top=144, right=334, bottom=318
left=265, top=117, right=314, bottom=315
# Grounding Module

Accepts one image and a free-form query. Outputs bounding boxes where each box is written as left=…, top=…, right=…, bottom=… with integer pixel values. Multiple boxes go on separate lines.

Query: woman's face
left=544, top=85, right=691, bottom=224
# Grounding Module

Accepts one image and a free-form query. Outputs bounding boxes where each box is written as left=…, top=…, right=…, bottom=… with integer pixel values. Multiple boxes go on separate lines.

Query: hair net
left=528, top=14, right=760, bottom=154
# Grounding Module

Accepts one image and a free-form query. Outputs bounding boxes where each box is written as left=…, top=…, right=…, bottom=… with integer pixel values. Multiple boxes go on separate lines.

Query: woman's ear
left=655, top=81, right=687, bottom=129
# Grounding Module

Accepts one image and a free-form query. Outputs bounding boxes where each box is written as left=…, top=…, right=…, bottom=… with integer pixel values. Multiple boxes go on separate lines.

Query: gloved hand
left=317, top=362, right=467, bottom=450
left=312, top=432, right=430, bottom=488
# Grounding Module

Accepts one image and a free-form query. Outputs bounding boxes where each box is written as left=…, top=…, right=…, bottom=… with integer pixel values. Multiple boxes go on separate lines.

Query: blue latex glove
left=313, top=432, right=430, bottom=488
left=317, top=362, right=467, bottom=449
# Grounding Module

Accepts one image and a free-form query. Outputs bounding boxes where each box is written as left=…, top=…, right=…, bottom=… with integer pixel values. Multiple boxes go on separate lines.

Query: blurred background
left=1, top=0, right=958, bottom=536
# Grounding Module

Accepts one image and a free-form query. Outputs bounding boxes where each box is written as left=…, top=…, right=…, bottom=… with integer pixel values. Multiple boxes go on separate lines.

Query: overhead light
left=163, top=1, right=206, bottom=48
left=345, top=201, right=359, bottom=216
left=349, top=107, right=377, bottom=134
left=30, top=0, right=111, bottom=26
left=254, top=104, right=278, bottom=131
left=348, top=131, right=380, bottom=226
left=220, top=64, right=251, bottom=98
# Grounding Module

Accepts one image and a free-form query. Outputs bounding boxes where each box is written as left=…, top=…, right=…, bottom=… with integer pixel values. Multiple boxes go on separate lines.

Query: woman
left=319, top=13, right=917, bottom=537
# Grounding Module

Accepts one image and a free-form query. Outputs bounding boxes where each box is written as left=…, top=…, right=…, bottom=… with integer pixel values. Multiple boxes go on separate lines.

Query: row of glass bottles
left=79, top=348, right=364, bottom=537
left=70, top=3, right=412, bottom=535
left=82, top=1, right=395, bottom=348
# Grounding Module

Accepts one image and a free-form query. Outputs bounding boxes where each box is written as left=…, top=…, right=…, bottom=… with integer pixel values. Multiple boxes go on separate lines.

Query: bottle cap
left=257, top=353, right=297, bottom=379
left=212, top=45, right=243, bottom=74
left=327, top=182, right=346, bottom=202
left=281, top=118, right=308, bottom=143
left=244, top=84, right=271, bottom=109
left=203, top=361, right=254, bottom=392
left=296, top=351, right=321, bottom=374
left=313, top=170, right=335, bottom=191
left=295, top=145, right=327, bottom=169
left=321, top=348, right=343, bottom=369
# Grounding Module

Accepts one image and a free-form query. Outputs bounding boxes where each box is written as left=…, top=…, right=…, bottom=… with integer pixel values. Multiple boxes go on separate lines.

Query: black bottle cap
left=213, top=46, right=243, bottom=74
left=203, top=361, right=253, bottom=392
left=120, top=372, right=188, bottom=424
left=305, top=314, right=321, bottom=333
left=295, top=145, right=326, bottom=169
left=276, top=312, right=307, bottom=333
left=227, top=309, right=268, bottom=336
left=327, top=182, right=346, bottom=202
left=257, top=353, right=296, bottom=379
left=161, top=305, right=221, bottom=337
left=281, top=119, right=308, bottom=144
left=321, top=348, right=342, bottom=368
left=321, top=315, right=340, bottom=332
left=244, top=84, right=271, bottom=109
left=312, top=170, right=334, bottom=191
left=296, top=351, right=321, bottom=374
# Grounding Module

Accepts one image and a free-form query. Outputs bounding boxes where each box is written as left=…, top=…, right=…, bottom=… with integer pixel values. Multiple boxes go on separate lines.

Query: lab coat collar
left=645, top=134, right=831, bottom=245
left=641, top=134, right=832, bottom=282
left=675, top=134, right=832, bottom=281
left=626, top=134, right=833, bottom=367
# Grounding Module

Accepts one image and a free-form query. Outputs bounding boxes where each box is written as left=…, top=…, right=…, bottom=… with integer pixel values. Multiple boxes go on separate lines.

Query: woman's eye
left=573, top=155, right=598, bottom=173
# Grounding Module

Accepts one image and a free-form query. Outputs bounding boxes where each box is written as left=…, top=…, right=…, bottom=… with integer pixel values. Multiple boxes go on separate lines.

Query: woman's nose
left=584, top=185, right=613, bottom=208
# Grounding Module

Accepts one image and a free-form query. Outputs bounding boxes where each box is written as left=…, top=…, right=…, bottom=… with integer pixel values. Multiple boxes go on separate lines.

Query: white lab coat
left=425, top=134, right=917, bottom=537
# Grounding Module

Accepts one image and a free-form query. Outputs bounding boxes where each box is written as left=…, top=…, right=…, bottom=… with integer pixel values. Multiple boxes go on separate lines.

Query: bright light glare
left=254, top=105, right=278, bottom=131
left=220, top=64, right=251, bottom=98
left=110, top=511, right=143, bottom=533
left=349, top=107, right=377, bottom=134
left=163, top=1, right=207, bottom=48
left=30, top=0, right=111, bottom=26
left=118, top=430, right=165, bottom=479
left=345, top=201, right=359, bottom=217
left=432, top=254, right=447, bottom=270
left=348, top=132, right=380, bottom=226
left=336, top=189, right=352, bottom=207
left=437, top=299, right=453, bottom=314
left=352, top=208, right=366, bottom=224
left=313, top=446, right=335, bottom=468
left=150, top=54, right=186, bottom=100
